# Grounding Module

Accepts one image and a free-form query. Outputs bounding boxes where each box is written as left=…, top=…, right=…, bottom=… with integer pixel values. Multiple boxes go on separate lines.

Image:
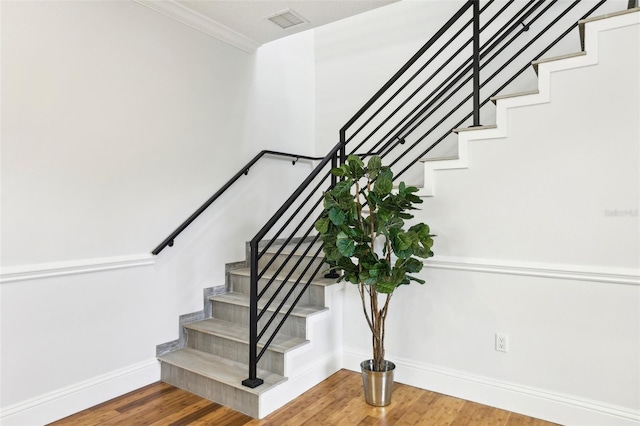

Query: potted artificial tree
left=315, top=155, right=434, bottom=406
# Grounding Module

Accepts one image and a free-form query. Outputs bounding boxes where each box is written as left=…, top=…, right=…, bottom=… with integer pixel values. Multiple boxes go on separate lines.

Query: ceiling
left=135, top=0, right=400, bottom=52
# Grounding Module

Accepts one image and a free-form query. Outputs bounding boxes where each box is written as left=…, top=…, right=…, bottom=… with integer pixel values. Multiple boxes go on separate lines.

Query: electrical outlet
left=495, top=333, right=508, bottom=352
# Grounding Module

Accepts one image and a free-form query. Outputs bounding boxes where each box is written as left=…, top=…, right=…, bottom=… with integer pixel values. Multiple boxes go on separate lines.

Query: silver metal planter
left=360, top=360, right=396, bottom=406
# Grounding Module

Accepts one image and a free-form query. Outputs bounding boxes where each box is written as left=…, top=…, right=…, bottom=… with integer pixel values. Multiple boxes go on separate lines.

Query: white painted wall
left=341, top=12, right=640, bottom=426
left=314, top=0, right=462, bottom=155
left=0, top=1, right=316, bottom=424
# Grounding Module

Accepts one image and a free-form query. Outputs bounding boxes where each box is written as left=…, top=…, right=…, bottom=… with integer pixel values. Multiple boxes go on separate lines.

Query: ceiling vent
left=267, top=9, right=307, bottom=29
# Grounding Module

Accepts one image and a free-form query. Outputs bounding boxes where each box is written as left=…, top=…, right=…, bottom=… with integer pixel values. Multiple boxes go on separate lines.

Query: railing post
left=472, top=0, right=481, bottom=127
left=324, top=134, right=342, bottom=280
left=330, top=152, right=338, bottom=188
left=242, top=240, right=264, bottom=388
left=339, top=129, right=347, bottom=165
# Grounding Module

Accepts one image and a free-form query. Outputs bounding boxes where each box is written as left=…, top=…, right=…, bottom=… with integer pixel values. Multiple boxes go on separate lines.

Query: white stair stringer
left=419, top=8, right=640, bottom=198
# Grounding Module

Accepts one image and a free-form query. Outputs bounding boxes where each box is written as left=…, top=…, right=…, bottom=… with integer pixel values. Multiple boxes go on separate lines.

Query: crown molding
left=133, top=0, right=261, bottom=53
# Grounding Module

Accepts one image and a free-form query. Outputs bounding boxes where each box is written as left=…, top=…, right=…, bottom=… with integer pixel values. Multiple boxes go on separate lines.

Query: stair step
left=531, top=51, right=586, bottom=74
left=231, top=267, right=336, bottom=306
left=159, top=348, right=287, bottom=418
left=186, top=318, right=308, bottom=354
left=185, top=318, right=307, bottom=375
left=491, top=90, right=540, bottom=104
left=452, top=124, right=498, bottom=134
left=211, top=292, right=328, bottom=318
left=421, top=156, right=460, bottom=162
left=210, top=292, right=328, bottom=338
left=579, top=7, right=640, bottom=50
left=259, top=242, right=328, bottom=279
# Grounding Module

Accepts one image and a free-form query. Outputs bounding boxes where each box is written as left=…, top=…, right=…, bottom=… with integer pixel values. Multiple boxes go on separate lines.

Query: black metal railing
left=150, top=0, right=631, bottom=388
left=239, top=0, right=627, bottom=387
left=151, top=151, right=323, bottom=256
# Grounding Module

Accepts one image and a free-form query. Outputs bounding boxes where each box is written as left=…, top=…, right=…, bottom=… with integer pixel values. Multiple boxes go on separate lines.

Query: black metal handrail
left=241, top=0, right=625, bottom=388
left=151, top=150, right=322, bottom=255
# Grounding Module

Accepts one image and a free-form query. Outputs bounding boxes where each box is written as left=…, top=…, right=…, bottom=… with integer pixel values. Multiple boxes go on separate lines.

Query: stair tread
left=263, top=242, right=324, bottom=257
left=490, top=90, right=540, bottom=103
left=531, top=51, right=586, bottom=73
left=231, top=267, right=338, bottom=287
left=579, top=6, right=640, bottom=26
left=158, top=348, right=287, bottom=395
left=210, top=292, right=329, bottom=317
left=452, top=124, right=498, bottom=134
left=185, top=318, right=309, bottom=353
left=420, top=156, right=460, bottom=162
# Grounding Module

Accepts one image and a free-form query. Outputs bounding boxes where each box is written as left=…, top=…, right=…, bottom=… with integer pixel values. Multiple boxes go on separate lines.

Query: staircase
left=421, top=5, right=640, bottom=197
left=153, top=1, right=639, bottom=421
left=157, top=242, right=342, bottom=418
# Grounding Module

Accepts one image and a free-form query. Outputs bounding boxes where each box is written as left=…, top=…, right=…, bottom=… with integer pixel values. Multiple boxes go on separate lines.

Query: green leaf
left=376, top=280, right=397, bottom=294
left=387, top=216, right=404, bottom=230
left=346, top=155, right=365, bottom=179
left=374, top=176, right=393, bottom=196
left=367, top=156, right=382, bottom=179
left=315, top=217, right=330, bottom=234
left=347, top=155, right=365, bottom=168
left=332, top=179, right=353, bottom=197
left=330, top=167, right=346, bottom=177
left=403, top=257, right=423, bottom=273
left=406, top=274, right=426, bottom=284
left=328, top=208, right=346, bottom=226
left=336, top=232, right=355, bottom=257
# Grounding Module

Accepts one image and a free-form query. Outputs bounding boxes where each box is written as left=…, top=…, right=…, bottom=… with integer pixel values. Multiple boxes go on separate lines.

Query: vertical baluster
left=242, top=240, right=264, bottom=388
left=472, top=0, right=481, bottom=126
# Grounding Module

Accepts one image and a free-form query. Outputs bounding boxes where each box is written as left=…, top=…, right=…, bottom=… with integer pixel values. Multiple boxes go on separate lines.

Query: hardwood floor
left=49, top=370, right=557, bottom=425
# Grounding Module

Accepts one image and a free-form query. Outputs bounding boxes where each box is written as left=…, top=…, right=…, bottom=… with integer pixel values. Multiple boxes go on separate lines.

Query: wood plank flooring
left=49, top=369, right=557, bottom=425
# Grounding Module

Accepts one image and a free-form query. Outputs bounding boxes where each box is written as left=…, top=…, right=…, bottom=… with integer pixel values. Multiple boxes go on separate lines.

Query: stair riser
left=231, top=274, right=325, bottom=306
left=258, top=252, right=327, bottom=280
left=211, top=300, right=307, bottom=338
left=161, top=362, right=259, bottom=418
left=186, top=329, right=285, bottom=375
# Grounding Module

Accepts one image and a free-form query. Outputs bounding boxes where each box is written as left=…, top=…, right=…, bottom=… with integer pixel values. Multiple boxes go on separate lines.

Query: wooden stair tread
left=452, top=124, right=498, bottom=134
left=158, top=348, right=287, bottom=395
left=185, top=318, right=308, bottom=353
left=491, top=90, right=540, bottom=104
left=231, top=267, right=338, bottom=287
left=531, top=51, right=586, bottom=73
left=420, top=156, right=459, bottom=162
left=210, top=292, right=329, bottom=317
left=579, top=6, right=640, bottom=26
left=263, top=242, right=324, bottom=257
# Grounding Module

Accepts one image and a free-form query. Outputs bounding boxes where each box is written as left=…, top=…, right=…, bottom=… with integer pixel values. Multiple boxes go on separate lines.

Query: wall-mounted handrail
left=151, top=150, right=322, bottom=255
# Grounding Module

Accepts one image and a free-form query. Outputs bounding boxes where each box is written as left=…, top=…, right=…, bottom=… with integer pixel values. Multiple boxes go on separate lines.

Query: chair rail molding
left=425, top=256, right=640, bottom=286
left=0, top=254, right=156, bottom=284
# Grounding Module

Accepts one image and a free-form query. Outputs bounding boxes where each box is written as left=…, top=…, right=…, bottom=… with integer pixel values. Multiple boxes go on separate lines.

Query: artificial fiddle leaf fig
left=314, top=155, right=434, bottom=373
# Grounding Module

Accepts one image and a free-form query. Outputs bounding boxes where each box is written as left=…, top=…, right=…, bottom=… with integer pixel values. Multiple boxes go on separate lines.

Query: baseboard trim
left=426, top=256, right=639, bottom=286
left=343, top=349, right=640, bottom=426
left=0, top=254, right=156, bottom=284
left=0, top=359, right=160, bottom=425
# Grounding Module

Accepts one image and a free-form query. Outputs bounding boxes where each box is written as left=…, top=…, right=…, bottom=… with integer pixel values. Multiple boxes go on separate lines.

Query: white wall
left=0, top=1, right=316, bottom=424
left=314, top=0, right=462, bottom=155
left=341, top=12, right=640, bottom=426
